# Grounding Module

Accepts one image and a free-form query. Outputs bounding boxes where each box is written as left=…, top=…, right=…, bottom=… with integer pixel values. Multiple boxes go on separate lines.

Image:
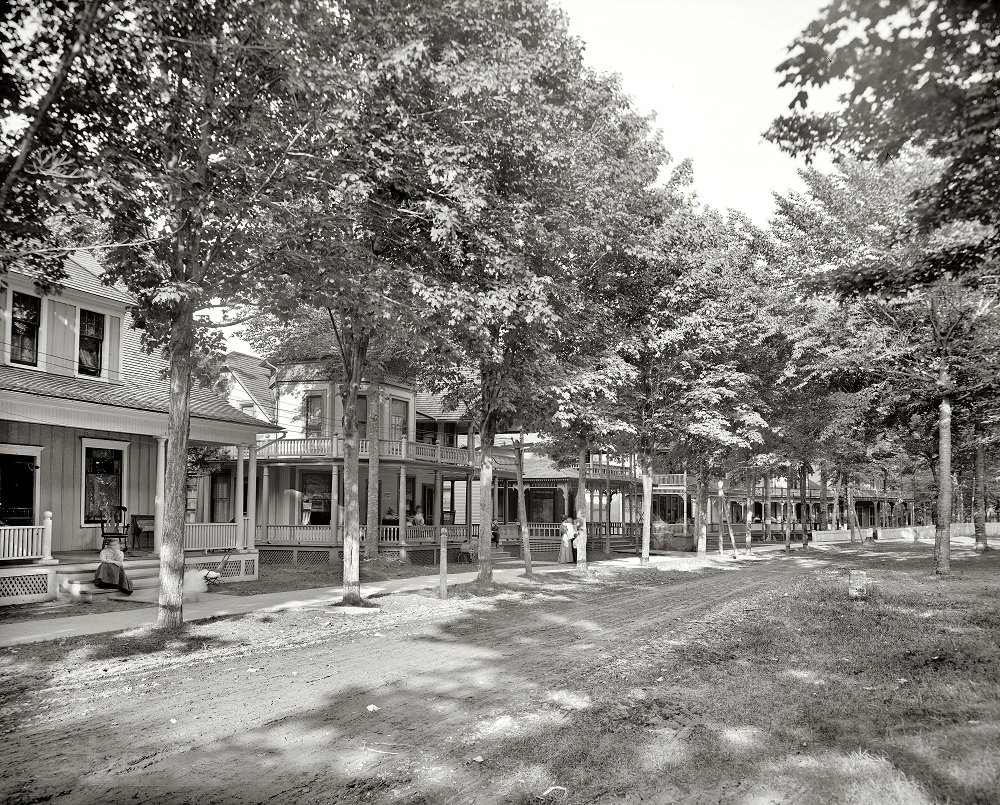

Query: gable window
left=82, top=440, right=128, bottom=525
left=11, top=292, right=41, bottom=366
left=240, top=403, right=255, bottom=417
left=390, top=399, right=408, bottom=441
left=305, top=394, right=324, bottom=437
left=78, top=308, right=105, bottom=376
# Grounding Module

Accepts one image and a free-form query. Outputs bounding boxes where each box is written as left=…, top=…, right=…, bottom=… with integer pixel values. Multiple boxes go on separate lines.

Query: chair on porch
left=100, top=505, right=130, bottom=552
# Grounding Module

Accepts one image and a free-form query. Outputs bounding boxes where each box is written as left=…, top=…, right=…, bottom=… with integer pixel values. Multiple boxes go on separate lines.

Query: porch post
left=398, top=465, right=407, bottom=519
left=246, top=446, right=257, bottom=551
left=465, top=473, right=473, bottom=533
left=41, top=510, right=54, bottom=562
left=261, top=464, right=270, bottom=544
left=154, top=436, right=166, bottom=555
left=235, top=445, right=245, bottom=549
left=331, top=463, right=340, bottom=545
left=434, top=470, right=443, bottom=526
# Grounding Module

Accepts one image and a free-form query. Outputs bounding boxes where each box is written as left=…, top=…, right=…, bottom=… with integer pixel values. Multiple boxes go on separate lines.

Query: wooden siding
left=0, top=420, right=158, bottom=552
left=109, top=315, right=121, bottom=382
left=47, top=301, right=75, bottom=377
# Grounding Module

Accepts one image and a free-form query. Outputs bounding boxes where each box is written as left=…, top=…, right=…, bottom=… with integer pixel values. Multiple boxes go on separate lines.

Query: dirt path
left=0, top=557, right=807, bottom=805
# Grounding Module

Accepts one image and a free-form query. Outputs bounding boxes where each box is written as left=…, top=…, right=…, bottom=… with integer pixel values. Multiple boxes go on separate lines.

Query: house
left=0, top=253, right=279, bottom=605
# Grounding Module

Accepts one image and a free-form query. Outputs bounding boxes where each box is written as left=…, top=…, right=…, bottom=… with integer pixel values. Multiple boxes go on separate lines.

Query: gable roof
left=415, top=392, right=467, bottom=422
left=225, top=351, right=275, bottom=420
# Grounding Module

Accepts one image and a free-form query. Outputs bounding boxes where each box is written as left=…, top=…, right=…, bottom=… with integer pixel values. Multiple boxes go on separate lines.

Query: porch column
left=261, top=464, right=270, bottom=543
left=246, top=446, right=257, bottom=551
left=398, top=465, right=407, bottom=518
left=434, top=470, right=443, bottom=526
left=492, top=479, right=499, bottom=522
left=235, top=445, right=245, bottom=549
left=153, top=436, right=166, bottom=555
left=465, top=473, right=473, bottom=532
left=331, top=464, right=340, bottom=545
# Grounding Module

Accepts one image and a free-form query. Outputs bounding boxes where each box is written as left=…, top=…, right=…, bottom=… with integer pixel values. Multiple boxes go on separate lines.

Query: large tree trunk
left=719, top=482, right=738, bottom=556
left=478, top=430, right=495, bottom=583
left=341, top=375, right=364, bottom=605
left=640, top=453, right=652, bottom=566
left=974, top=437, right=989, bottom=552
left=935, top=395, right=953, bottom=574
left=514, top=432, right=533, bottom=577
left=847, top=482, right=861, bottom=543
left=695, top=470, right=708, bottom=554
left=157, top=303, right=194, bottom=630
left=763, top=471, right=772, bottom=541
left=819, top=463, right=829, bottom=530
left=575, top=445, right=588, bottom=573
left=364, top=383, right=382, bottom=560
left=799, top=462, right=809, bottom=549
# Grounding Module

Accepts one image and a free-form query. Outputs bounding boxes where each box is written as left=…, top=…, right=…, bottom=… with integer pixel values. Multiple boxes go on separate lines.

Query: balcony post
left=330, top=463, right=340, bottom=546
left=154, top=436, right=166, bottom=556
left=235, top=445, right=245, bottom=549
left=261, top=465, right=270, bottom=543
left=246, top=446, right=257, bottom=551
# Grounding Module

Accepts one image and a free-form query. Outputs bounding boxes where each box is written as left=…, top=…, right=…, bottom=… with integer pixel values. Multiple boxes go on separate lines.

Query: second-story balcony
left=251, top=436, right=474, bottom=468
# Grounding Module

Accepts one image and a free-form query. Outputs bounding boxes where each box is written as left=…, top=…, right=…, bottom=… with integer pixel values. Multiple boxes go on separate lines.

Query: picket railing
left=0, top=524, right=44, bottom=560
left=184, top=522, right=238, bottom=552
left=0, top=511, right=53, bottom=562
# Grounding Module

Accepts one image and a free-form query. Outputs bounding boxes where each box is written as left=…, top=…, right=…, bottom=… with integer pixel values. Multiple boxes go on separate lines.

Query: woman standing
left=558, top=516, right=575, bottom=563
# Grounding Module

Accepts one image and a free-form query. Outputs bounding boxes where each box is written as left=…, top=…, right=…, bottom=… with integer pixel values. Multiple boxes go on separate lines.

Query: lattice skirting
left=0, top=567, right=57, bottom=605
left=185, top=552, right=258, bottom=583
left=258, top=547, right=343, bottom=566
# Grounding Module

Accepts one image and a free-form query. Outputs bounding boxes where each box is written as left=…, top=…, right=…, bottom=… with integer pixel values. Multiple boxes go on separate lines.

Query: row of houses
left=0, top=255, right=915, bottom=604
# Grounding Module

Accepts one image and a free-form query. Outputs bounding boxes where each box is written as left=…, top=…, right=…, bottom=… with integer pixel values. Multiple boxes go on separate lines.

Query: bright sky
left=556, top=0, right=829, bottom=225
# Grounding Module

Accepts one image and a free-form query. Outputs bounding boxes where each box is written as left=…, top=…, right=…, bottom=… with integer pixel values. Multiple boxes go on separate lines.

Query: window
left=390, top=399, right=408, bottom=441
left=304, top=394, right=324, bottom=437
left=78, top=308, right=105, bottom=376
left=84, top=445, right=124, bottom=524
left=240, top=403, right=255, bottom=417
left=11, top=292, right=41, bottom=366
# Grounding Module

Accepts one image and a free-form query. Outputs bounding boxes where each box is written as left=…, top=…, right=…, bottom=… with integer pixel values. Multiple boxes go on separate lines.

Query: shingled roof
left=226, top=351, right=275, bottom=421
left=0, top=256, right=276, bottom=431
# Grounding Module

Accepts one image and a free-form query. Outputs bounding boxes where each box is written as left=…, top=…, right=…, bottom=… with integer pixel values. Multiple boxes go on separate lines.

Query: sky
left=555, top=0, right=829, bottom=225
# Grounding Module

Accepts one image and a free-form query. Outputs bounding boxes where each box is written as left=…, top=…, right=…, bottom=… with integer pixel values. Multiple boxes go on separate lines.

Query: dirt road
left=0, top=556, right=807, bottom=805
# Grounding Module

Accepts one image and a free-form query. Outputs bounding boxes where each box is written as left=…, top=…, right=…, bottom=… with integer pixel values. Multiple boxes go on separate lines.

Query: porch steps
left=56, top=559, right=162, bottom=603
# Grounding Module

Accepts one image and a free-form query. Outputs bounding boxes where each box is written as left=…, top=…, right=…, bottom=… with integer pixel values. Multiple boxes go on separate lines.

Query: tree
left=770, top=154, right=1000, bottom=573
left=24, top=0, right=348, bottom=628
left=766, top=0, right=1000, bottom=282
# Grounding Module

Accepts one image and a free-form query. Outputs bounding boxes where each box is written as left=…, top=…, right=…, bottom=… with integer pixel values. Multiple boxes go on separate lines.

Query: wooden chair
left=100, top=505, right=130, bottom=552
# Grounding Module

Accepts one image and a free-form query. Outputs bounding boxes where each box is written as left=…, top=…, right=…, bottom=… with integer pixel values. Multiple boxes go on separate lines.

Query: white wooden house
left=0, top=254, right=279, bottom=605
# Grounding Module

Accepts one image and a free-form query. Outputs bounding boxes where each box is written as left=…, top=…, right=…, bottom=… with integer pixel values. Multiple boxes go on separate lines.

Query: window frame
left=304, top=393, right=325, bottom=437
left=77, top=307, right=106, bottom=377
left=80, top=438, right=129, bottom=527
left=8, top=291, right=44, bottom=369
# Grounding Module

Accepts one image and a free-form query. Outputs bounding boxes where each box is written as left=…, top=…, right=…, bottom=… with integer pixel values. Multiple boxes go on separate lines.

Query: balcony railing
left=251, top=437, right=473, bottom=468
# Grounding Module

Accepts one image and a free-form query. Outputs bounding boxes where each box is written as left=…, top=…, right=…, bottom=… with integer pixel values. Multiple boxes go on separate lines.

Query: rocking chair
left=100, top=505, right=130, bottom=552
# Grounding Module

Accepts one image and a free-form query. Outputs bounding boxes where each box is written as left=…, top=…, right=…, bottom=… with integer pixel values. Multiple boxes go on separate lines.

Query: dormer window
left=11, top=292, right=41, bottom=366
left=78, top=309, right=105, bottom=376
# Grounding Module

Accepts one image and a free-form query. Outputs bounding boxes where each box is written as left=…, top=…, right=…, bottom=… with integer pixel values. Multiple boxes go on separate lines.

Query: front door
left=0, top=455, right=36, bottom=525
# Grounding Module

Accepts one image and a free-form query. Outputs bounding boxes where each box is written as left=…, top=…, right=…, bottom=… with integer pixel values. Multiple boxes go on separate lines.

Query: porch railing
left=184, top=522, right=238, bottom=552
left=0, top=511, right=53, bottom=562
left=255, top=523, right=480, bottom=546
left=0, top=524, right=44, bottom=560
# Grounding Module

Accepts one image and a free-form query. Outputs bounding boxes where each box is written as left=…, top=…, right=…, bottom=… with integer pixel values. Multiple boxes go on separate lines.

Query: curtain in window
left=11, top=293, right=40, bottom=365
left=78, top=309, right=105, bottom=375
